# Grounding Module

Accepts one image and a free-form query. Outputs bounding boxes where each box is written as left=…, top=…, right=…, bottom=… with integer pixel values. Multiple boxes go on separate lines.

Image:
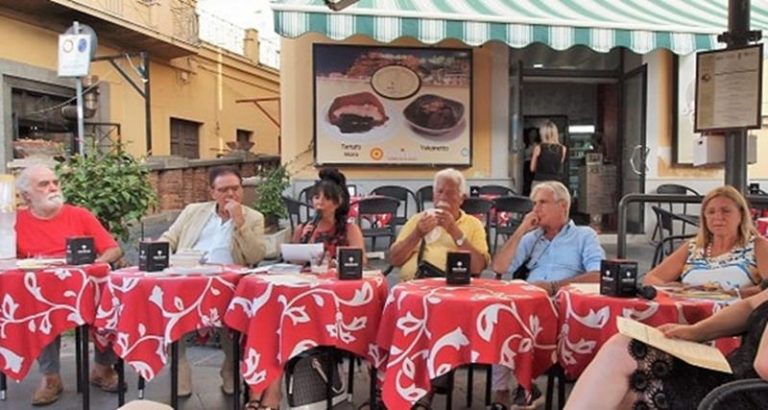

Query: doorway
left=509, top=46, right=647, bottom=232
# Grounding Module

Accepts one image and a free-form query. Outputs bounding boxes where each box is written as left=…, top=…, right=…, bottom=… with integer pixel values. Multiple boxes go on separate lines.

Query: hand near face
left=224, top=199, right=245, bottom=228
left=300, top=222, right=315, bottom=240
left=416, top=212, right=439, bottom=237
left=435, top=207, right=459, bottom=236
left=519, top=211, right=540, bottom=233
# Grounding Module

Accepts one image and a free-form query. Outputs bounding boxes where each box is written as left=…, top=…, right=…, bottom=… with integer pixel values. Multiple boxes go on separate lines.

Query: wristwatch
left=455, top=234, right=466, bottom=247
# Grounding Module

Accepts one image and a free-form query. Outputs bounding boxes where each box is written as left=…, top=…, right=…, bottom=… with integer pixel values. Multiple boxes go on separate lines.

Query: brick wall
left=147, top=154, right=280, bottom=213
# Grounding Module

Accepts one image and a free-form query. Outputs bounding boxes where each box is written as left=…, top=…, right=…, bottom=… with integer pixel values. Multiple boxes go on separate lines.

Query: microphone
left=301, top=211, right=322, bottom=244
left=636, top=285, right=657, bottom=300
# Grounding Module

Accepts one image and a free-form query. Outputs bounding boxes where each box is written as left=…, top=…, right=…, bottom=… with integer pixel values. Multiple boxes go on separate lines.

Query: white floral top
left=681, top=235, right=760, bottom=290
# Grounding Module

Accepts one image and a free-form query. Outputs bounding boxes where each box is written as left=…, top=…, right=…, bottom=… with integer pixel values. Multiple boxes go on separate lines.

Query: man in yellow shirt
left=389, top=168, right=490, bottom=281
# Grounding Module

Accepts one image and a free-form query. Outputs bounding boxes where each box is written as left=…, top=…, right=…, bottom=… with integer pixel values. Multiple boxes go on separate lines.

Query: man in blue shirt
left=489, top=180, right=605, bottom=409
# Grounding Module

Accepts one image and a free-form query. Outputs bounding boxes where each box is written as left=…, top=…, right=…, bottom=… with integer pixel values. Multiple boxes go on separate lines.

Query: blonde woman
left=644, top=185, right=768, bottom=297
left=530, top=120, right=567, bottom=187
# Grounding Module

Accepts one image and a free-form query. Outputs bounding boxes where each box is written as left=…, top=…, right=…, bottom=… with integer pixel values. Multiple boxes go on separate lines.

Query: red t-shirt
left=16, top=204, right=119, bottom=259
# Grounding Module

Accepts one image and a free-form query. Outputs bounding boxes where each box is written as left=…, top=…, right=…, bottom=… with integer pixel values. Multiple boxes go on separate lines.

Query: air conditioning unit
left=693, top=133, right=757, bottom=166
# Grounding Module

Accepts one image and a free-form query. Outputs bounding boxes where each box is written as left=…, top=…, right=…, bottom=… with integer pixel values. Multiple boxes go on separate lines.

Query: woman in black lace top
left=565, top=289, right=768, bottom=410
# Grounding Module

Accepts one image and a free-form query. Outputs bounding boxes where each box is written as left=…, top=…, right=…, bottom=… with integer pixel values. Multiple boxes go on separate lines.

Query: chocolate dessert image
left=403, top=94, right=464, bottom=135
left=328, top=92, right=389, bottom=133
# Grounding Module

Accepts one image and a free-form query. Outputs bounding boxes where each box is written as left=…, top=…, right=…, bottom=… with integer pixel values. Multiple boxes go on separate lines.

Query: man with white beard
left=15, top=164, right=123, bottom=406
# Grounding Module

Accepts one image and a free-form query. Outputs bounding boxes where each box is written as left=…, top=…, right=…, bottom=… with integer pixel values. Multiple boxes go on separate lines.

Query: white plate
left=163, top=265, right=223, bottom=275
left=16, top=258, right=67, bottom=270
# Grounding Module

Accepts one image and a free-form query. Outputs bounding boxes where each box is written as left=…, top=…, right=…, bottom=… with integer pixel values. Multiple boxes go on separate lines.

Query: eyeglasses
left=214, top=185, right=241, bottom=194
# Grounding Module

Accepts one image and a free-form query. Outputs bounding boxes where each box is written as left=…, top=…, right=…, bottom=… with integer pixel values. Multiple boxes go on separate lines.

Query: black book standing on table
left=337, top=247, right=363, bottom=280
left=446, top=251, right=471, bottom=285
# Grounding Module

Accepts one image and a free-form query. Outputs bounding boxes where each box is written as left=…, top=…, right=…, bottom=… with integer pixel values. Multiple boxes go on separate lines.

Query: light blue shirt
left=193, top=209, right=235, bottom=264
left=505, top=220, right=605, bottom=281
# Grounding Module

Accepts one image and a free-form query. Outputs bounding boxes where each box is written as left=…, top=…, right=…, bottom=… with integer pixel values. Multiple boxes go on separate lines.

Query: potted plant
left=253, top=164, right=291, bottom=259
left=56, top=143, right=157, bottom=243
left=254, top=164, right=290, bottom=232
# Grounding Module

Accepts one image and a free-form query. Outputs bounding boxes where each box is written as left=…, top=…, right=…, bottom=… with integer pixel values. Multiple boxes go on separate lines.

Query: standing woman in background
left=530, top=120, right=567, bottom=188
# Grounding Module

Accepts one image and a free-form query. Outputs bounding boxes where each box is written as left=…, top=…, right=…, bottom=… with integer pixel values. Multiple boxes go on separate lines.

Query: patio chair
left=652, top=184, right=701, bottom=241
left=355, top=196, right=400, bottom=252
left=478, top=184, right=517, bottom=197
left=460, top=197, right=494, bottom=250
left=697, top=378, right=768, bottom=410
left=370, top=185, right=417, bottom=226
left=652, top=233, right=695, bottom=268
left=415, top=185, right=433, bottom=212
left=297, top=185, right=316, bottom=205
left=282, top=196, right=314, bottom=236
left=492, top=195, right=533, bottom=251
left=652, top=206, right=699, bottom=259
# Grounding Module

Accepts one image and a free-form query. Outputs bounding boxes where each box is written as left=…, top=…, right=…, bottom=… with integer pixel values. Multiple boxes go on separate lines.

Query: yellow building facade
left=0, top=0, right=280, bottom=169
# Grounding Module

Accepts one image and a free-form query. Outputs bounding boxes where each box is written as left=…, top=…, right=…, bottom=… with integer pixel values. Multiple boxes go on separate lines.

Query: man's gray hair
left=531, top=180, right=571, bottom=211
left=434, top=168, right=466, bottom=194
left=16, top=165, right=53, bottom=194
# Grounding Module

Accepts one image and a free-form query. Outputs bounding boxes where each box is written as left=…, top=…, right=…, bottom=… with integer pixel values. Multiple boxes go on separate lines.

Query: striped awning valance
left=272, top=0, right=768, bottom=54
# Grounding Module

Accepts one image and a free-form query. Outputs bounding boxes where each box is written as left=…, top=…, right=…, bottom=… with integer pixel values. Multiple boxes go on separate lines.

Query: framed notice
left=313, top=44, right=473, bottom=166
left=695, top=45, right=763, bottom=132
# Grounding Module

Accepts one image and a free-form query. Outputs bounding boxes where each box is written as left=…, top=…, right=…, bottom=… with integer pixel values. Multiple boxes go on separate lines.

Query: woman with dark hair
left=247, top=168, right=365, bottom=410
left=292, top=168, right=365, bottom=261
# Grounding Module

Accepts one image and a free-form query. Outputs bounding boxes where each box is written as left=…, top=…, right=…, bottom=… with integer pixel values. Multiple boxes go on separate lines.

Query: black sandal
left=490, top=402, right=508, bottom=410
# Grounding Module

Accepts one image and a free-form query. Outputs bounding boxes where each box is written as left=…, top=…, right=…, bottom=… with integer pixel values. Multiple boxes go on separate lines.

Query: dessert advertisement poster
left=313, top=44, right=472, bottom=166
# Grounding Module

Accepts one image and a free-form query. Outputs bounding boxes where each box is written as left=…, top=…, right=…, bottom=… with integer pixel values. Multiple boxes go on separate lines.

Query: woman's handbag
left=284, top=348, right=348, bottom=410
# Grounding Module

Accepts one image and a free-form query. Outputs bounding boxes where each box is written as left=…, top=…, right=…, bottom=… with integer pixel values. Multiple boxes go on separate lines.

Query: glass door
left=621, top=65, right=648, bottom=233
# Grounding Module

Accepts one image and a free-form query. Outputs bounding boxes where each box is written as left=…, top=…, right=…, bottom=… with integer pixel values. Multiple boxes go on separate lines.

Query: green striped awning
left=272, top=0, right=768, bottom=55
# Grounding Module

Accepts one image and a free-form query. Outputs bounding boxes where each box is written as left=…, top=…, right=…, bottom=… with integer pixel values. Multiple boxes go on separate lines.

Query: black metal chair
left=492, top=195, right=533, bottom=251
left=652, top=233, right=695, bottom=268
left=370, top=185, right=417, bottom=227
left=355, top=196, right=400, bottom=252
left=460, top=197, right=494, bottom=249
left=478, top=184, right=517, bottom=197
left=298, top=185, right=316, bottom=204
left=652, top=206, right=699, bottom=261
left=283, top=196, right=314, bottom=236
left=415, top=185, right=433, bottom=212
left=652, top=184, right=701, bottom=240
left=697, top=378, right=768, bottom=410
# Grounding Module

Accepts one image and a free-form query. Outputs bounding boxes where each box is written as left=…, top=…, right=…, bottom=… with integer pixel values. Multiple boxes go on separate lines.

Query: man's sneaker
left=511, top=385, right=544, bottom=409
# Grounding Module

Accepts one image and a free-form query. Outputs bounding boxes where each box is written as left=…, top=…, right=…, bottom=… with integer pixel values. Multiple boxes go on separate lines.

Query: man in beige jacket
left=160, top=165, right=266, bottom=396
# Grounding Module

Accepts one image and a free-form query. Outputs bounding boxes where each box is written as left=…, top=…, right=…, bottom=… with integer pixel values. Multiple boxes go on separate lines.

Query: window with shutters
left=170, top=117, right=200, bottom=159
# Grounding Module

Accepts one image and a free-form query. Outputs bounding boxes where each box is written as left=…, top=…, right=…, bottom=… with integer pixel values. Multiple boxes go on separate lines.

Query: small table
left=224, top=271, right=388, bottom=401
left=95, top=266, right=247, bottom=409
left=376, top=278, right=559, bottom=410
left=0, top=262, right=109, bottom=410
left=556, top=285, right=741, bottom=379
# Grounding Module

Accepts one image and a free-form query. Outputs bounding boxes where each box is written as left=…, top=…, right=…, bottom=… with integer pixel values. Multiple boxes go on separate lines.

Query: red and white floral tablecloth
left=376, top=278, right=559, bottom=410
left=0, top=263, right=110, bottom=381
left=556, top=286, right=741, bottom=379
left=94, top=266, right=245, bottom=380
left=224, top=272, right=387, bottom=393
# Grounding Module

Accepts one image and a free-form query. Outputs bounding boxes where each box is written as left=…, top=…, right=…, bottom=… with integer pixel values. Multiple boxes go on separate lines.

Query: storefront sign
left=313, top=44, right=472, bottom=166
left=58, top=33, right=92, bottom=77
left=695, top=45, right=762, bottom=132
